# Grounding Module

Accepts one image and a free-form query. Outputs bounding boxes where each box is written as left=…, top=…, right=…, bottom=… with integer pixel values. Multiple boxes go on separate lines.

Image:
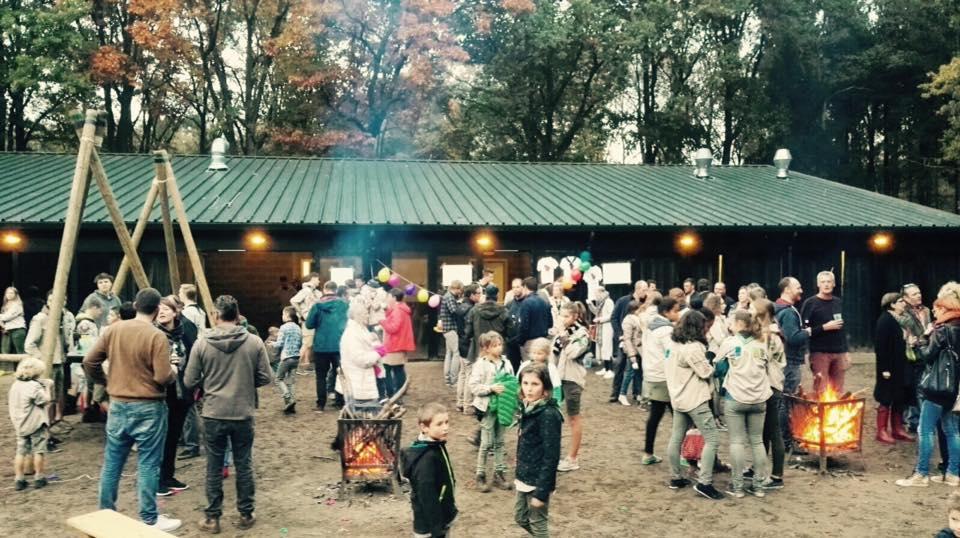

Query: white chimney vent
left=693, top=148, right=713, bottom=178
left=209, top=136, right=229, bottom=171
left=774, top=148, right=792, bottom=178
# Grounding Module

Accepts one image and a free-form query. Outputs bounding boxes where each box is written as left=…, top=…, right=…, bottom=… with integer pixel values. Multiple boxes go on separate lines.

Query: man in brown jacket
left=83, top=288, right=181, bottom=532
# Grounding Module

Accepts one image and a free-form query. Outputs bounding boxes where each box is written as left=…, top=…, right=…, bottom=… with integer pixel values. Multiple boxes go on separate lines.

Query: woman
left=588, top=287, right=614, bottom=375
left=874, top=292, right=913, bottom=444
left=754, top=299, right=786, bottom=490
left=339, top=301, right=384, bottom=413
left=155, top=295, right=198, bottom=496
left=380, top=288, right=414, bottom=402
left=1, top=286, right=26, bottom=354
left=897, top=282, right=960, bottom=487
left=548, top=281, right=570, bottom=336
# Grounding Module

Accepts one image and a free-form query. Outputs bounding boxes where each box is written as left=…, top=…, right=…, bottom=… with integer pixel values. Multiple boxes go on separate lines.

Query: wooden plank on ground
left=66, top=509, right=174, bottom=537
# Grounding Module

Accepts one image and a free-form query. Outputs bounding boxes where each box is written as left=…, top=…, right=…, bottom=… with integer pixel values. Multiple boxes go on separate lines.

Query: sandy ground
left=0, top=354, right=951, bottom=538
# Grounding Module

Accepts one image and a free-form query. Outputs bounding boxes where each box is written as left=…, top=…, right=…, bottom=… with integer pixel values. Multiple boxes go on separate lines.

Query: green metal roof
left=0, top=152, right=958, bottom=229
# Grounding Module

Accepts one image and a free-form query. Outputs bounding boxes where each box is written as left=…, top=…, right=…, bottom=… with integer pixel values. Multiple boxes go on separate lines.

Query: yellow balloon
left=377, top=267, right=391, bottom=283
left=563, top=278, right=574, bottom=290
left=417, top=289, right=429, bottom=303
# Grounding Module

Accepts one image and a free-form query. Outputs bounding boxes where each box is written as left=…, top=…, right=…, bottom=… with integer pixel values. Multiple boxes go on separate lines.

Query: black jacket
left=158, top=316, right=198, bottom=403
left=465, top=300, right=512, bottom=360
left=515, top=398, right=563, bottom=502
left=513, top=294, right=552, bottom=346
left=775, top=300, right=809, bottom=366
left=873, top=310, right=911, bottom=406
left=916, top=319, right=960, bottom=405
left=401, top=438, right=457, bottom=537
left=455, top=300, right=477, bottom=358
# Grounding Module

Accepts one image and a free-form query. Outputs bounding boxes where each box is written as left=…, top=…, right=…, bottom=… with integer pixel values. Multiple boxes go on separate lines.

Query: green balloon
left=579, top=250, right=592, bottom=262
left=580, top=260, right=591, bottom=272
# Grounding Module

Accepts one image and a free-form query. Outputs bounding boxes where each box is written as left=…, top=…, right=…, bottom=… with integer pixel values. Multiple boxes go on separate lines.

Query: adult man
left=185, top=295, right=273, bottom=534
left=800, top=271, right=847, bottom=394
left=504, top=278, right=525, bottom=371
left=609, top=280, right=648, bottom=401
left=179, top=283, right=208, bottom=329
left=714, top=281, right=736, bottom=314
left=682, top=278, right=696, bottom=306
left=513, top=277, right=552, bottom=360
left=438, top=280, right=464, bottom=386
left=900, top=283, right=933, bottom=434
left=25, top=290, right=75, bottom=430
left=82, top=288, right=181, bottom=532
left=305, top=281, right=349, bottom=411
left=455, top=284, right=483, bottom=411
left=291, top=272, right=322, bottom=370
left=774, top=277, right=811, bottom=452
left=478, top=268, right=495, bottom=288
left=503, top=277, right=524, bottom=307
left=83, top=273, right=122, bottom=327
left=691, top=278, right=711, bottom=309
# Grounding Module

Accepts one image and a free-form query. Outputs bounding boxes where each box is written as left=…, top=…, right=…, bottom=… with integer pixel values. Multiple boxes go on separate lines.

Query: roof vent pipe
left=693, top=148, right=713, bottom=178
left=774, top=148, right=792, bottom=178
left=209, top=136, right=229, bottom=171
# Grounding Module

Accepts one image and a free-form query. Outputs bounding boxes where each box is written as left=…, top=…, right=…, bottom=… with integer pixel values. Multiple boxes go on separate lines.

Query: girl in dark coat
left=156, top=295, right=198, bottom=495
left=874, top=292, right=913, bottom=444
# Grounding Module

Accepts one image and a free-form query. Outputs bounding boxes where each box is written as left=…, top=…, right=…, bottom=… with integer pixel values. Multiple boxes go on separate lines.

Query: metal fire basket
left=337, top=418, right=403, bottom=492
left=784, top=393, right=866, bottom=473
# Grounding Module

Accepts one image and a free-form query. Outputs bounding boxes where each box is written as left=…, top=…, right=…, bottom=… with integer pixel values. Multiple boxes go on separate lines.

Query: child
left=468, top=331, right=515, bottom=492
left=272, top=307, right=303, bottom=414
left=618, top=300, right=643, bottom=406
left=265, top=326, right=281, bottom=372
left=8, top=357, right=52, bottom=490
left=936, top=491, right=960, bottom=537
left=717, top=310, right=772, bottom=498
left=402, top=402, right=457, bottom=538
left=664, top=310, right=724, bottom=500
left=754, top=299, right=787, bottom=490
left=555, top=302, right=590, bottom=472
left=514, top=363, right=563, bottom=538
left=517, top=337, right=561, bottom=402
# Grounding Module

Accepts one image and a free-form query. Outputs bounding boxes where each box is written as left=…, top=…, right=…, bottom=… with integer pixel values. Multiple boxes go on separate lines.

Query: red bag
left=681, top=429, right=705, bottom=461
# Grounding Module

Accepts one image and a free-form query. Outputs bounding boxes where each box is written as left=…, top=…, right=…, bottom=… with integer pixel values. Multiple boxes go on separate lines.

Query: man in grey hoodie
left=185, top=295, right=274, bottom=534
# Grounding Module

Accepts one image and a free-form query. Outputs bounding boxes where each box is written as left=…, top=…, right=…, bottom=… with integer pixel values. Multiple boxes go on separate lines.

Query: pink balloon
left=388, top=273, right=402, bottom=287
left=571, top=270, right=582, bottom=282
left=428, top=294, right=441, bottom=308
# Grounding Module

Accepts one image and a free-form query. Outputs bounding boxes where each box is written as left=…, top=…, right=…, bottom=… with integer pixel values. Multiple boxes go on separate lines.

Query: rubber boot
left=876, top=406, right=895, bottom=445
left=891, top=408, right=916, bottom=442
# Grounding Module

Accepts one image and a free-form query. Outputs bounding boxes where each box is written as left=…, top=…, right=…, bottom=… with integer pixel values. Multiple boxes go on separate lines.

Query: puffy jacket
left=515, top=398, right=563, bottom=502
left=339, top=319, right=382, bottom=401
left=465, top=300, right=511, bottom=361
left=381, top=302, right=415, bottom=353
left=401, top=438, right=457, bottom=537
left=305, top=295, right=349, bottom=353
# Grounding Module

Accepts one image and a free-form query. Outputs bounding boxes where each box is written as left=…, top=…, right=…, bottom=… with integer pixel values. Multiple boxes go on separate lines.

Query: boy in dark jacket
left=515, top=363, right=563, bottom=538
left=402, top=402, right=457, bottom=538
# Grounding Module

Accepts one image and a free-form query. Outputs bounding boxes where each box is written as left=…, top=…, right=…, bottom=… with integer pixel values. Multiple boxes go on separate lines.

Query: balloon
left=377, top=267, right=391, bottom=283
left=579, top=250, right=592, bottom=262
left=571, top=269, right=582, bottom=282
left=428, top=294, right=441, bottom=308
left=388, top=273, right=401, bottom=287
left=563, top=278, right=574, bottom=291
left=404, top=284, right=418, bottom=296
left=579, top=260, right=592, bottom=272
left=417, top=289, right=430, bottom=303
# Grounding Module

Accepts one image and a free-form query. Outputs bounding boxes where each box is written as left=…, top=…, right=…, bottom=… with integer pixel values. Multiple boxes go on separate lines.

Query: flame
left=791, top=386, right=865, bottom=450
left=343, top=425, right=394, bottom=480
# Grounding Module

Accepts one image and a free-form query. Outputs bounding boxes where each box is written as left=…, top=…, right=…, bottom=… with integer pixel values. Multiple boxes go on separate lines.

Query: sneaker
left=745, top=485, right=766, bottom=498
left=595, top=368, right=607, bottom=376
left=198, top=517, right=221, bottom=534
left=742, top=468, right=755, bottom=481
left=156, top=485, right=173, bottom=497
left=149, top=515, right=183, bottom=533
left=283, top=402, right=296, bottom=414
left=931, top=474, right=960, bottom=487
left=896, top=473, right=930, bottom=487
left=641, top=454, right=662, bottom=465
left=166, top=478, right=189, bottom=492
left=725, top=488, right=745, bottom=499
left=492, top=471, right=512, bottom=490
left=618, top=394, right=632, bottom=406
left=603, top=370, right=615, bottom=379
left=557, top=458, right=580, bottom=472
left=178, top=449, right=200, bottom=460
left=476, top=474, right=491, bottom=493
left=669, top=478, right=691, bottom=489
left=15, top=479, right=28, bottom=491
left=236, top=513, right=256, bottom=530
left=35, top=477, right=48, bottom=488
left=761, top=477, right=784, bottom=490
left=694, top=483, right=724, bottom=500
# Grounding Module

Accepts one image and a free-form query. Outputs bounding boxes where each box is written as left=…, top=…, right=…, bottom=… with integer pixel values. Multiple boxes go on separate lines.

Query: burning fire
left=791, top=386, right=865, bottom=449
left=343, top=427, right=394, bottom=480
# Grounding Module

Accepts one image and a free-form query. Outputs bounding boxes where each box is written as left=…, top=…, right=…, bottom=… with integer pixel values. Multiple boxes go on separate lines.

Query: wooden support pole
left=154, top=156, right=181, bottom=292
left=114, top=181, right=159, bottom=294
left=157, top=151, right=214, bottom=315
left=40, top=110, right=97, bottom=376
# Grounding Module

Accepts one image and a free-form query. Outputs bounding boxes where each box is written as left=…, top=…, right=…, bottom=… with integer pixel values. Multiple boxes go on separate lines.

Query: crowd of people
left=4, top=267, right=960, bottom=536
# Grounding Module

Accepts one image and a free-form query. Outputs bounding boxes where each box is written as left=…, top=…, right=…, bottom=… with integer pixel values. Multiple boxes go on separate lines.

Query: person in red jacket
left=381, top=289, right=415, bottom=403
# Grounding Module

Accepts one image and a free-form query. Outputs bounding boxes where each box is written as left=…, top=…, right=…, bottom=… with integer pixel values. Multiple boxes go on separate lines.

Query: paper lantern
left=388, top=273, right=402, bottom=287
left=579, top=260, right=591, bottom=272
left=579, top=250, right=592, bottom=262
left=428, top=294, right=441, bottom=308
left=562, top=278, right=574, bottom=291
left=571, top=269, right=582, bottom=282
left=417, top=289, right=429, bottom=303
left=404, top=284, right=418, bottom=296
left=377, top=267, right=391, bottom=283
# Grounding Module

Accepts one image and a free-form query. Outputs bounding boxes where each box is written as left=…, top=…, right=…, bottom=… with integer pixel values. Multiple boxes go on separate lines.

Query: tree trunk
left=721, top=82, right=735, bottom=165
left=0, top=87, right=7, bottom=151
left=115, top=84, right=135, bottom=153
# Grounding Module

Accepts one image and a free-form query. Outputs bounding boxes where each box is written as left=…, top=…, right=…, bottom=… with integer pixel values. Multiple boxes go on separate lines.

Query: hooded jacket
left=465, top=300, right=511, bottom=361
left=643, top=315, right=674, bottom=385
left=664, top=340, right=714, bottom=413
left=290, top=283, right=322, bottom=321
left=158, top=316, right=198, bottom=402
left=401, top=437, right=457, bottom=537
left=717, top=334, right=773, bottom=405
left=82, top=291, right=121, bottom=327
left=339, top=319, right=382, bottom=401
left=184, top=324, right=273, bottom=420
left=774, top=299, right=809, bottom=365
left=515, top=398, right=563, bottom=502
left=381, top=302, right=415, bottom=354
left=305, top=295, right=349, bottom=353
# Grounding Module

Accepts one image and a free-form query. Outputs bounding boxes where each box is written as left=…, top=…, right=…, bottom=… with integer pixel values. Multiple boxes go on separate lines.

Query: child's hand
left=491, top=384, right=505, bottom=394
left=530, top=498, right=545, bottom=508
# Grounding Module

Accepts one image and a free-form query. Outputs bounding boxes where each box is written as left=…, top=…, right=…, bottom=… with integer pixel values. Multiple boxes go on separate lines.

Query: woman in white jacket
left=338, top=302, right=385, bottom=411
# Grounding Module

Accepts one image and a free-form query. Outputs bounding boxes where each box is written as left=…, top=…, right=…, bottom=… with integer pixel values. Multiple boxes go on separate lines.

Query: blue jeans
left=384, top=364, right=407, bottom=400
left=98, top=400, right=168, bottom=524
left=916, top=400, right=960, bottom=476
left=619, top=359, right=642, bottom=396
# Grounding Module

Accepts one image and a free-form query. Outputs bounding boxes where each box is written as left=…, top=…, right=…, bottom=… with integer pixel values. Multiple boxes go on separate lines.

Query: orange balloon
left=563, top=278, right=574, bottom=290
